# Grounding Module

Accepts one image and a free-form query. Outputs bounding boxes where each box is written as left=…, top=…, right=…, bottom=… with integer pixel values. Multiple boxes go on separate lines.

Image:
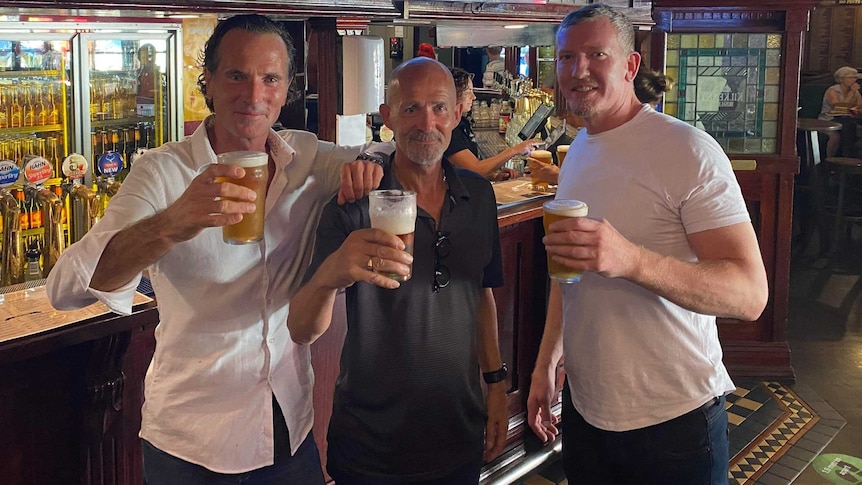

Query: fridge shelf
left=0, top=69, right=63, bottom=79
left=0, top=124, right=63, bottom=136
left=92, top=116, right=155, bottom=130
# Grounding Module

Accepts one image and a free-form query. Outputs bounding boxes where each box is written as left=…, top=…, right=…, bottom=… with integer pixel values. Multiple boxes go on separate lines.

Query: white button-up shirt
left=47, top=120, right=365, bottom=473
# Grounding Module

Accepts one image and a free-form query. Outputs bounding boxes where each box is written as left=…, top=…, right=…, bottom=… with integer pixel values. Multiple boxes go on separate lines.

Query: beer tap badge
left=0, top=159, right=20, bottom=188
left=62, top=154, right=89, bottom=181
left=23, top=156, right=53, bottom=185
left=98, top=151, right=122, bottom=177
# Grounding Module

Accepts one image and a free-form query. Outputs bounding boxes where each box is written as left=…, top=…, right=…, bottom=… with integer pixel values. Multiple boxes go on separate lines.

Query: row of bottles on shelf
left=0, top=81, right=62, bottom=128
left=0, top=134, right=64, bottom=179
left=90, top=77, right=140, bottom=121
left=92, top=123, right=155, bottom=179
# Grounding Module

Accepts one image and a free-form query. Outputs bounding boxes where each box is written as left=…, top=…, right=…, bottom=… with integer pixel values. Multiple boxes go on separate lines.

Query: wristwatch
left=483, top=363, right=508, bottom=384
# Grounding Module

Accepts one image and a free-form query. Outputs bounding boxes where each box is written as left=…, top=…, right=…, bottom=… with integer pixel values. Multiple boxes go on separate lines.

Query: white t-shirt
left=47, top=118, right=369, bottom=473
left=556, top=105, right=746, bottom=432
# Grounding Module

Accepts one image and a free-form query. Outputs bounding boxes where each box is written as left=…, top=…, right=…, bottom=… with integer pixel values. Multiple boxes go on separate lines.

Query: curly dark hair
left=196, top=14, right=299, bottom=112
left=449, top=67, right=474, bottom=100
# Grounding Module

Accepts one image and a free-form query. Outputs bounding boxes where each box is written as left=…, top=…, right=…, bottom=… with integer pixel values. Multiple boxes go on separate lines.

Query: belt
left=699, top=396, right=721, bottom=412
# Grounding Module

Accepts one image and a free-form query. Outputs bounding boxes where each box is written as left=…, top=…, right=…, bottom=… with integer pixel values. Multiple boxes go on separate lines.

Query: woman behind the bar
left=818, top=66, right=862, bottom=158
left=445, top=67, right=536, bottom=180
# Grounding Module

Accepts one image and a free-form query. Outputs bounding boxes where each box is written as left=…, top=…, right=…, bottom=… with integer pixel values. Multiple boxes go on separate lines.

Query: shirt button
left=268, top=337, right=275, bottom=343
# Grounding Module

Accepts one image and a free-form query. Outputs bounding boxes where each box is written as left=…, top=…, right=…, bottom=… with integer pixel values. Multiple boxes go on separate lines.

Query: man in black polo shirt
left=287, top=57, right=508, bottom=484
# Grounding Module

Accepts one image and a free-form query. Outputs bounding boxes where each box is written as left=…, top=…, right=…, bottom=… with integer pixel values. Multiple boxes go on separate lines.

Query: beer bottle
left=47, top=83, right=59, bottom=125
left=47, top=136, right=60, bottom=178
left=100, top=80, right=112, bottom=120
left=0, top=86, right=9, bottom=128
left=22, top=83, right=34, bottom=127
left=16, top=189, right=29, bottom=231
left=90, top=79, right=102, bottom=121
left=36, top=83, right=48, bottom=126
left=29, top=189, right=42, bottom=230
left=10, top=87, right=22, bottom=128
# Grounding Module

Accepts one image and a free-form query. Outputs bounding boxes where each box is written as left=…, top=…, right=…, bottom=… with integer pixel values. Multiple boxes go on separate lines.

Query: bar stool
left=795, top=118, right=841, bottom=255
left=824, top=157, right=862, bottom=254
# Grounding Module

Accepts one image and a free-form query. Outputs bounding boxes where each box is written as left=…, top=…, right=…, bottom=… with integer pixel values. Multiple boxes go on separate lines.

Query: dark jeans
left=143, top=397, right=324, bottom=485
left=561, top=383, right=729, bottom=485
left=327, top=458, right=483, bottom=485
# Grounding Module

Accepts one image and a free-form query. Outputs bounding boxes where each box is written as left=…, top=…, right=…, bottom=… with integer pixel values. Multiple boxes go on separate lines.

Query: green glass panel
left=663, top=32, right=782, bottom=154
left=666, top=50, right=679, bottom=67
left=667, top=34, right=681, bottom=49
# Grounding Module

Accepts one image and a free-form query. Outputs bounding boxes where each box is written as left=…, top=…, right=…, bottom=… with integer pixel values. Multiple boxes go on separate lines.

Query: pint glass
left=556, top=145, right=570, bottom=168
left=530, top=149, right=553, bottom=190
left=217, top=151, right=268, bottom=245
left=543, top=199, right=588, bottom=283
left=369, top=190, right=416, bottom=281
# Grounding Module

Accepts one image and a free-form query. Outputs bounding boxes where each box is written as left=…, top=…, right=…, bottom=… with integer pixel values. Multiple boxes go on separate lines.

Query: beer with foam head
left=556, top=145, right=569, bottom=168
left=369, top=190, right=416, bottom=281
left=543, top=199, right=588, bottom=283
left=217, top=151, right=268, bottom=245
left=530, top=149, right=553, bottom=190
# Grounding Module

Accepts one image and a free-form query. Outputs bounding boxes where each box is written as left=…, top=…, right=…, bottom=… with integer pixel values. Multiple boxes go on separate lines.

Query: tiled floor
left=518, top=243, right=862, bottom=485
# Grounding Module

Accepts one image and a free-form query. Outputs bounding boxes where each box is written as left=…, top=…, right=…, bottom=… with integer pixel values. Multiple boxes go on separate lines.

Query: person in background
left=818, top=66, right=862, bottom=158
left=287, top=57, right=508, bottom=484
left=528, top=63, right=675, bottom=186
left=634, top=64, right=674, bottom=110
left=483, top=46, right=506, bottom=88
left=417, top=42, right=437, bottom=60
left=46, top=14, right=384, bottom=484
left=447, top=67, right=536, bottom=181
left=527, top=5, right=767, bottom=484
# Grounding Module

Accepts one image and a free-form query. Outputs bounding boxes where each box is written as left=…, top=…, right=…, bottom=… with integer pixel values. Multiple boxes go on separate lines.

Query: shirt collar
left=379, top=152, right=471, bottom=205
left=190, top=115, right=296, bottom=172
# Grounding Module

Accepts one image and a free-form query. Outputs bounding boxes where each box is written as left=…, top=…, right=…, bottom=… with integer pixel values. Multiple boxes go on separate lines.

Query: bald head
left=387, top=57, right=456, bottom=105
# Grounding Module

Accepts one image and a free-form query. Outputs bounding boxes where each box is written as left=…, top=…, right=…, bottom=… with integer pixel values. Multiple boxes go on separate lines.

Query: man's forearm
left=628, top=242, right=767, bottom=322
left=534, top=282, right=564, bottom=374
left=90, top=211, right=177, bottom=292
left=286, top=275, right=338, bottom=345
left=477, top=288, right=503, bottom=372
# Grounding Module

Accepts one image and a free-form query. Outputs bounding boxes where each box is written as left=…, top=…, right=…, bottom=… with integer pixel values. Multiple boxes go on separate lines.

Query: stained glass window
left=664, top=33, right=783, bottom=154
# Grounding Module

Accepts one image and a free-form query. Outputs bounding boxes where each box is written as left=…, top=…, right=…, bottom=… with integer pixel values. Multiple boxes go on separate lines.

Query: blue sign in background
left=98, top=152, right=123, bottom=176
left=0, top=160, right=20, bottom=187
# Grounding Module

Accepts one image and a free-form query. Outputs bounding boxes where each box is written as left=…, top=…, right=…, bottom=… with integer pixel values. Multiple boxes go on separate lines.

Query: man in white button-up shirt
left=47, top=15, right=383, bottom=484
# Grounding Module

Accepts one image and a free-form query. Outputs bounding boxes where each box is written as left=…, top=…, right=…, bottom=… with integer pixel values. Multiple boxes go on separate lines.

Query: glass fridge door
left=0, top=34, right=72, bottom=181
left=75, top=29, right=181, bottom=182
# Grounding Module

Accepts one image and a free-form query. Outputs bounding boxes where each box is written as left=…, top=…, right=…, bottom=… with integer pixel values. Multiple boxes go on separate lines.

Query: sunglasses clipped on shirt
left=433, top=231, right=451, bottom=293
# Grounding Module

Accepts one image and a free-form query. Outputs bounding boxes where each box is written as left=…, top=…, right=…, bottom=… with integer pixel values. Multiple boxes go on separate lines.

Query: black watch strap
left=483, top=363, right=508, bottom=384
left=356, top=152, right=386, bottom=165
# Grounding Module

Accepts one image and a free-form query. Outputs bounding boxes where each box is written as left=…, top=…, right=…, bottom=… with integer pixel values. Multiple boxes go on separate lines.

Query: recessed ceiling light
left=504, top=24, right=527, bottom=29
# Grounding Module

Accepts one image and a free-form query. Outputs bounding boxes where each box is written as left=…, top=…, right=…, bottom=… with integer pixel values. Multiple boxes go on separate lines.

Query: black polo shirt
left=305, top=155, right=503, bottom=480
left=445, top=116, right=479, bottom=159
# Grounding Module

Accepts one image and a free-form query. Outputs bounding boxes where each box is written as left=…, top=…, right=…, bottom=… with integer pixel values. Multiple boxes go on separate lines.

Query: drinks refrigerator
left=0, top=20, right=182, bottom=286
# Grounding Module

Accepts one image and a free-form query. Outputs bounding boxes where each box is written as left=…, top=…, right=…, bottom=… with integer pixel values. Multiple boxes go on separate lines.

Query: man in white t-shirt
left=526, top=5, right=768, bottom=485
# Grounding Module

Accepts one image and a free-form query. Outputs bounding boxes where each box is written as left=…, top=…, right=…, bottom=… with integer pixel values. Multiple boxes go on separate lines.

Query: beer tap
left=23, top=184, right=64, bottom=276
left=0, top=160, right=23, bottom=286
left=18, top=152, right=66, bottom=279
left=95, top=146, right=123, bottom=217
left=61, top=154, right=100, bottom=245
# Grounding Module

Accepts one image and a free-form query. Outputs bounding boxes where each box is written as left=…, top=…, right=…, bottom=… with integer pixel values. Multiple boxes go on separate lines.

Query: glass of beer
left=530, top=149, right=553, bottom=190
left=217, top=151, right=268, bottom=245
left=368, top=189, right=416, bottom=281
left=543, top=199, right=588, bottom=283
left=556, top=145, right=569, bottom=168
